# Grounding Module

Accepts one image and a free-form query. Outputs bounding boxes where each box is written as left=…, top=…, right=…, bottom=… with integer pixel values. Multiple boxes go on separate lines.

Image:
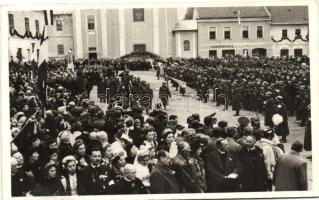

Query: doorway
left=252, top=48, right=267, bottom=57
left=222, top=49, right=235, bottom=57
left=89, top=52, right=97, bottom=60
left=209, top=50, right=217, bottom=58
left=280, top=49, right=289, bottom=57
left=294, top=49, right=303, bottom=57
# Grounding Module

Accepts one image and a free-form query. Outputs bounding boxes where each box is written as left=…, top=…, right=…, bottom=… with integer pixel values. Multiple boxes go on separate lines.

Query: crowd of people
left=9, top=53, right=310, bottom=197
left=164, top=56, right=310, bottom=127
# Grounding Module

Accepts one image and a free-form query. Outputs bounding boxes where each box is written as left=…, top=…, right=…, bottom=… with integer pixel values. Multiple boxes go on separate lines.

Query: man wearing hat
left=273, top=140, right=308, bottom=191
left=232, top=87, right=242, bottom=116
left=159, top=82, right=171, bottom=110
left=237, top=117, right=250, bottom=139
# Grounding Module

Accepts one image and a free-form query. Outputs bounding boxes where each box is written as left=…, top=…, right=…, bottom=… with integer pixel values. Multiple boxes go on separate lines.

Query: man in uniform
left=159, top=82, right=171, bottom=110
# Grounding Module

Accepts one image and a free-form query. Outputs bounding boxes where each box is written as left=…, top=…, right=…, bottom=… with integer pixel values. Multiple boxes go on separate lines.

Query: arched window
left=87, top=15, right=95, bottom=31
left=183, top=40, right=190, bottom=51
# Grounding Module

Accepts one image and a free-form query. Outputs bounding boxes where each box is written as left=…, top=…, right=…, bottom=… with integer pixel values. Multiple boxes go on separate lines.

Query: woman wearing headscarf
left=59, top=155, right=85, bottom=195
left=189, top=139, right=207, bottom=192
left=73, top=139, right=90, bottom=171
left=102, top=144, right=113, bottom=166
left=134, top=150, right=152, bottom=193
left=108, top=152, right=127, bottom=185
left=157, top=128, right=178, bottom=158
left=30, top=162, right=64, bottom=196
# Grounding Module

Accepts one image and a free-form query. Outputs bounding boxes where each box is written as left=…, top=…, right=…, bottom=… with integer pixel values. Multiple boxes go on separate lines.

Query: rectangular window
left=25, top=18, right=30, bottom=32
left=57, top=44, right=64, bottom=55
left=242, top=26, right=249, bottom=39
left=295, top=29, right=301, bottom=36
left=56, top=20, right=63, bottom=31
left=224, top=27, right=231, bottom=39
left=9, top=14, right=14, bottom=29
left=209, top=27, right=216, bottom=40
left=133, top=44, right=146, bottom=52
left=35, top=20, right=39, bottom=33
left=133, top=8, right=144, bottom=22
left=294, top=49, right=303, bottom=57
left=257, top=26, right=263, bottom=38
left=88, top=18, right=95, bottom=30
left=183, top=40, right=190, bottom=51
left=282, top=29, right=288, bottom=38
left=88, top=47, right=97, bottom=52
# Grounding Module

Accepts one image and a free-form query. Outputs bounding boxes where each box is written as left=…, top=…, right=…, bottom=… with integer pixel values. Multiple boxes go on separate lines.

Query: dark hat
left=212, top=127, right=223, bottom=138
left=250, top=116, right=260, bottom=126
left=291, top=140, right=303, bottom=152
left=73, top=139, right=85, bottom=151
left=192, top=113, right=200, bottom=121
left=190, top=139, right=201, bottom=152
left=226, top=127, right=237, bottom=137
left=125, top=119, right=134, bottom=127
left=218, top=120, right=228, bottom=128
left=238, top=117, right=250, bottom=126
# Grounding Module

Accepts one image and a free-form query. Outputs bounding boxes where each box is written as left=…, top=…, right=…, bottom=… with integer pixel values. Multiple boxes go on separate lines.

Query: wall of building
left=104, top=9, right=119, bottom=58
left=79, top=10, right=100, bottom=58
left=271, top=25, right=309, bottom=57
left=48, top=14, right=74, bottom=59
left=60, top=8, right=178, bottom=59
left=124, top=8, right=155, bottom=55
left=160, top=8, right=178, bottom=58
left=175, top=31, right=196, bottom=58
left=8, top=11, right=47, bottom=62
left=197, top=20, right=272, bottom=58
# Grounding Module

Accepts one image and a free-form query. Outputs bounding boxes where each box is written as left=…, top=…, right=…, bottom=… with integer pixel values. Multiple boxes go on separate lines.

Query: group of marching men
left=9, top=55, right=310, bottom=196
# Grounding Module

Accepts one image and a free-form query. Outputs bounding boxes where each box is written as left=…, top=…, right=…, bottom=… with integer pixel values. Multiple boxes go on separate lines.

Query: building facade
left=47, top=13, right=74, bottom=59
left=176, top=6, right=309, bottom=58
left=268, top=6, right=309, bottom=57
left=70, top=8, right=178, bottom=59
left=8, top=11, right=47, bottom=63
left=8, top=7, right=309, bottom=61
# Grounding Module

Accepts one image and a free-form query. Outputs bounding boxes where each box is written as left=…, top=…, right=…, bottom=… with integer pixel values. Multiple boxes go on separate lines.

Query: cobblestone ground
left=90, top=70, right=312, bottom=190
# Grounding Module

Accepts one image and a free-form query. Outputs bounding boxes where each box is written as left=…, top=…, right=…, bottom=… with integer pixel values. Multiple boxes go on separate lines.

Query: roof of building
left=172, top=20, right=197, bottom=32
left=184, top=6, right=308, bottom=25
left=185, top=7, right=270, bottom=20
left=267, top=6, right=308, bottom=24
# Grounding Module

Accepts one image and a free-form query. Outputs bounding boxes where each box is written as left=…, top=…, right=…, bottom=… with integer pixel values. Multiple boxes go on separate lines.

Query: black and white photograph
left=1, top=1, right=319, bottom=199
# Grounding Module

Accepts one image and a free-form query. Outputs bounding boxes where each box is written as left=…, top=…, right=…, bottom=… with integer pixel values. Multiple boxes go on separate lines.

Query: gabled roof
left=267, top=6, right=308, bottom=25
left=184, top=6, right=309, bottom=25
left=185, top=7, right=270, bottom=20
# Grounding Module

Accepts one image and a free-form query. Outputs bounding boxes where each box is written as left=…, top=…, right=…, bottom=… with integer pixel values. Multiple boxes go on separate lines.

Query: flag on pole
left=37, top=10, right=53, bottom=104
left=238, top=10, right=241, bottom=25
